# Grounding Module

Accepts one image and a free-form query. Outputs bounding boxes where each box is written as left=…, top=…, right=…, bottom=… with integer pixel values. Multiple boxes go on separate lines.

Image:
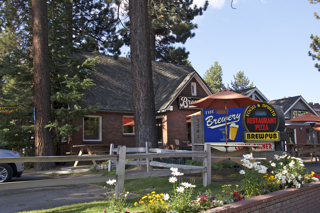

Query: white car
left=0, top=149, right=24, bottom=182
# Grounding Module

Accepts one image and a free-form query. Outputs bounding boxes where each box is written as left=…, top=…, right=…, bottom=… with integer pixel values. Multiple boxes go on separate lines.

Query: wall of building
left=203, top=181, right=320, bottom=213
left=68, top=112, right=136, bottom=153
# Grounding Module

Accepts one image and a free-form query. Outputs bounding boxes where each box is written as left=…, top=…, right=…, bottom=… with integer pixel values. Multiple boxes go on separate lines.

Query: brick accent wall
left=69, top=112, right=135, bottom=153
left=203, top=181, right=320, bottom=213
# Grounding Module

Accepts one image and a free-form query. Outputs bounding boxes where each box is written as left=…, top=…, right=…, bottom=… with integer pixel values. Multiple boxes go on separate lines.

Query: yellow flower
left=139, top=200, right=144, bottom=204
left=228, top=184, right=231, bottom=186
left=134, top=202, right=138, bottom=206
left=166, top=206, right=169, bottom=210
left=222, top=190, right=225, bottom=192
left=236, top=185, right=239, bottom=187
left=151, top=191, right=156, bottom=194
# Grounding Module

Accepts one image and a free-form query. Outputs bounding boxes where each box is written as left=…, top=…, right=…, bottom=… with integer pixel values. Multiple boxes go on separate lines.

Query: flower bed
left=202, top=181, right=320, bottom=213
left=104, top=153, right=319, bottom=213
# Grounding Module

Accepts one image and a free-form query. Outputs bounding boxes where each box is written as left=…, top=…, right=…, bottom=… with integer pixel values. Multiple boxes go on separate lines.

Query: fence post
left=203, top=144, right=211, bottom=187
left=108, top=143, right=114, bottom=172
left=146, top=142, right=152, bottom=173
left=116, top=145, right=126, bottom=198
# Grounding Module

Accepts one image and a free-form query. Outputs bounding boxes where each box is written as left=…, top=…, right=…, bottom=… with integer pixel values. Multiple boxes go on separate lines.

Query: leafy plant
left=185, top=159, right=202, bottom=166
left=104, top=179, right=130, bottom=213
left=268, top=153, right=308, bottom=189
left=134, top=192, right=169, bottom=213
left=212, top=160, right=240, bottom=169
left=239, top=154, right=268, bottom=196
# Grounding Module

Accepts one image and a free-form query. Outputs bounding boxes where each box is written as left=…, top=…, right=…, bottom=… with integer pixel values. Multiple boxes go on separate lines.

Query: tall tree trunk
left=129, top=0, right=158, bottom=148
left=150, top=27, right=156, bottom=61
left=65, top=0, right=73, bottom=43
left=32, top=0, right=54, bottom=170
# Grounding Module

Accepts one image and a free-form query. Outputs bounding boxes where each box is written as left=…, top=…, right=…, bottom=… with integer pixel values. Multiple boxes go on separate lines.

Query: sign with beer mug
left=203, top=107, right=245, bottom=143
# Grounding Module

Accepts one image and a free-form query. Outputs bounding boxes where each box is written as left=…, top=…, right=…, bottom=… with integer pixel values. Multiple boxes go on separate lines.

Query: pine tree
left=106, top=0, right=208, bottom=65
left=229, top=71, right=254, bottom=92
left=0, top=0, right=99, bottom=158
left=309, top=0, right=320, bottom=71
left=129, top=0, right=158, bottom=148
left=203, top=61, right=225, bottom=93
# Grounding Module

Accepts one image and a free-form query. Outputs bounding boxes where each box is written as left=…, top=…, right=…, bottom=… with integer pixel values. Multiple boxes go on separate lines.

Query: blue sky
left=184, top=0, right=320, bottom=103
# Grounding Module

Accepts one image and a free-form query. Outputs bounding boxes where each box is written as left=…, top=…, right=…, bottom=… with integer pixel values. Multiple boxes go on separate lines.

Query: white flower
left=163, top=193, right=170, bottom=201
left=271, top=162, right=276, bottom=167
left=282, top=170, right=287, bottom=175
left=283, top=166, right=287, bottom=170
left=173, top=171, right=184, bottom=176
left=247, top=162, right=253, bottom=169
left=253, top=162, right=259, bottom=167
left=181, top=182, right=192, bottom=188
left=271, top=171, right=274, bottom=174
left=274, top=154, right=279, bottom=160
left=282, top=178, right=286, bottom=184
left=240, top=170, right=246, bottom=175
left=243, top=154, right=253, bottom=160
left=312, top=177, right=319, bottom=182
left=296, top=183, right=301, bottom=188
left=176, top=186, right=185, bottom=193
left=299, top=163, right=305, bottom=167
left=170, top=167, right=178, bottom=172
left=190, top=184, right=196, bottom=188
left=169, top=176, right=178, bottom=183
left=213, top=200, right=224, bottom=207
left=280, top=162, right=283, bottom=166
left=106, top=179, right=116, bottom=185
left=298, top=175, right=302, bottom=180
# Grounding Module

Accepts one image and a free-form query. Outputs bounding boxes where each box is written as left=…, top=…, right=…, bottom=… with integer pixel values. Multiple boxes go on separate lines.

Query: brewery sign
left=243, top=103, right=280, bottom=142
left=179, top=96, right=201, bottom=109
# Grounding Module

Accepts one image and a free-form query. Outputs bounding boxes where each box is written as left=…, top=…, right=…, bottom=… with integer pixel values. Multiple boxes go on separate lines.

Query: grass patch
left=19, top=175, right=241, bottom=213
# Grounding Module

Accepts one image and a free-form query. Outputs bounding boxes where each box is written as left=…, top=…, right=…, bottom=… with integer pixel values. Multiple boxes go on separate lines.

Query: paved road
left=0, top=170, right=109, bottom=213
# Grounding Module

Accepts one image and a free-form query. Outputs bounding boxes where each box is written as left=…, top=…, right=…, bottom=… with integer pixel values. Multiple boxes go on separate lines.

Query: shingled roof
left=79, top=52, right=198, bottom=113
left=237, top=87, right=256, bottom=96
left=267, top=96, right=301, bottom=114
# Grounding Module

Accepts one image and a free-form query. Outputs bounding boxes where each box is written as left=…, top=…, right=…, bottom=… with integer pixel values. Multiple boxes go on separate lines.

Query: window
left=123, top=116, right=135, bottom=134
left=191, top=82, right=197, bottom=96
left=83, top=116, right=102, bottom=141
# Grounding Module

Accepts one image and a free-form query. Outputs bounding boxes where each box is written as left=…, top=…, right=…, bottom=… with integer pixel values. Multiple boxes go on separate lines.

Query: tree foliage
left=203, top=61, right=225, bottom=93
left=229, top=71, right=254, bottom=92
left=0, top=0, right=98, bottom=154
left=309, top=0, right=320, bottom=71
left=106, top=0, right=208, bottom=65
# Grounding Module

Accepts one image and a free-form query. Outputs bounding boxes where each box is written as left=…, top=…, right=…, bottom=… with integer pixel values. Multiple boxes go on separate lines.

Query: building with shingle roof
left=267, top=96, right=320, bottom=146
left=64, top=53, right=212, bottom=153
left=237, top=87, right=268, bottom=102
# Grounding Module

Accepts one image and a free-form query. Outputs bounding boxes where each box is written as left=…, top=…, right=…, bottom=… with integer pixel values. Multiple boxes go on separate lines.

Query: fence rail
left=0, top=144, right=212, bottom=197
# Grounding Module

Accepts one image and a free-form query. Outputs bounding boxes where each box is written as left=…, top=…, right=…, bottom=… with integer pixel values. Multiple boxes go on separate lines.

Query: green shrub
left=212, top=160, right=240, bottom=169
left=185, top=159, right=202, bottom=166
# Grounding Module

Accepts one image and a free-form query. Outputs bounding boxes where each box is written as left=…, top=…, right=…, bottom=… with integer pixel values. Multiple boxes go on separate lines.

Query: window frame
left=83, top=115, right=102, bottom=141
left=191, top=82, right=197, bottom=96
left=123, top=116, right=135, bottom=135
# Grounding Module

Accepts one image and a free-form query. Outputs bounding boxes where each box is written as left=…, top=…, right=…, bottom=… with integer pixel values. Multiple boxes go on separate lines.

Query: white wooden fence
left=0, top=144, right=212, bottom=198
